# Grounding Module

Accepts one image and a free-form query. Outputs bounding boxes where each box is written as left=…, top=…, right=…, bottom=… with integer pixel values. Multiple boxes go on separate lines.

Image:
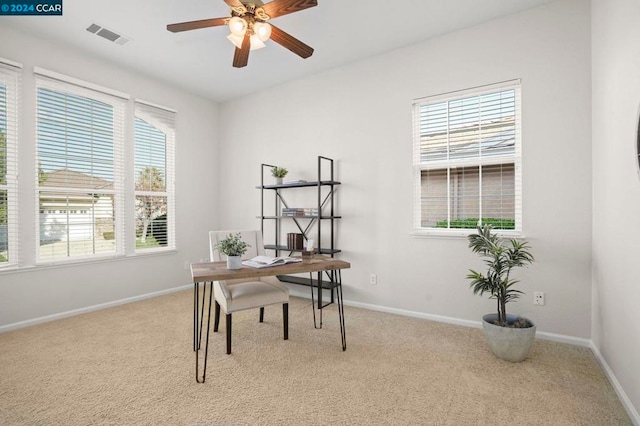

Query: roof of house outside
left=41, top=169, right=114, bottom=191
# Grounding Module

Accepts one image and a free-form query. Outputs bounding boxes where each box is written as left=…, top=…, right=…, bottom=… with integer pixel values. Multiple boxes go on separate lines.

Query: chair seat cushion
left=214, top=280, right=289, bottom=314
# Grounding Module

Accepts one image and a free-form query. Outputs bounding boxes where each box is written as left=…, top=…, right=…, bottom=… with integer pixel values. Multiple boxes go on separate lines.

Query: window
left=35, top=69, right=126, bottom=261
left=413, top=80, right=521, bottom=234
left=134, top=101, right=175, bottom=251
left=0, top=59, right=20, bottom=267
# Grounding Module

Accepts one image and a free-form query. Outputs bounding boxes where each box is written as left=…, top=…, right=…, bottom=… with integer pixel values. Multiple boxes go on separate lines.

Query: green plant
left=467, top=224, right=534, bottom=326
left=214, top=232, right=250, bottom=257
left=271, top=166, right=288, bottom=178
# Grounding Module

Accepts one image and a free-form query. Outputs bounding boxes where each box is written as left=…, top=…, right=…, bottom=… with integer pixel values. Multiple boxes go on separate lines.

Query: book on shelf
left=282, top=207, right=319, bottom=217
left=242, top=255, right=302, bottom=269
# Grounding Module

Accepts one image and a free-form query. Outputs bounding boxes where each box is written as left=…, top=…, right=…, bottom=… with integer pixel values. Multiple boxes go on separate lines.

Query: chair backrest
left=209, top=230, right=266, bottom=262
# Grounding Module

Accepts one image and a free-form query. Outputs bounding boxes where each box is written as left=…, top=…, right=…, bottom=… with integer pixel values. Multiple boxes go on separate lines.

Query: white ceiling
left=0, top=0, right=555, bottom=102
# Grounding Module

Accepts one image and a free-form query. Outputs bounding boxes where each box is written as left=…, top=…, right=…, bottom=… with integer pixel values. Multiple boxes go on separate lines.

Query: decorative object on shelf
left=271, top=166, right=288, bottom=184
left=166, top=0, right=317, bottom=68
left=287, top=233, right=304, bottom=250
left=213, top=232, right=250, bottom=270
left=467, top=224, right=536, bottom=362
left=282, top=207, right=318, bottom=217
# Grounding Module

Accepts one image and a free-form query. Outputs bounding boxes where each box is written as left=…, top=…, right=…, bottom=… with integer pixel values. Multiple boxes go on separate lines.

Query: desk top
left=190, top=255, right=351, bottom=283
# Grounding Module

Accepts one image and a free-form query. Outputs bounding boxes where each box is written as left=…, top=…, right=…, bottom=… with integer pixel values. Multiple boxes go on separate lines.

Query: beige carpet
left=0, top=289, right=631, bottom=425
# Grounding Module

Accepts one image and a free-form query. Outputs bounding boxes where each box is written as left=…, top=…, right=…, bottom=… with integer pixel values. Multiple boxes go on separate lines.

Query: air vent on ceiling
left=86, top=23, right=131, bottom=46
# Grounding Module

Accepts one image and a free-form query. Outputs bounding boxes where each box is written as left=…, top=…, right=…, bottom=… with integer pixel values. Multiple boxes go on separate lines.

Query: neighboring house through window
left=413, top=80, right=522, bottom=235
left=0, top=59, right=20, bottom=267
left=134, top=101, right=175, bottom=251
left=35, top=68, right=126, bottom=261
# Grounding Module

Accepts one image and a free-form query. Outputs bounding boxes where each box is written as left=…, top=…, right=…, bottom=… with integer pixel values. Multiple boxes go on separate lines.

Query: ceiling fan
left=167, top=0, right=317, bottom=68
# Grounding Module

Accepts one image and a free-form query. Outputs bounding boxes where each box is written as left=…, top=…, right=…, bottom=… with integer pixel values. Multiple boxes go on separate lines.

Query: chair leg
left=226, top=313, right=232, bottom=354
left=259, top=306, right=264, bottom=323
left=214, top=301, right=220, bottom=332
left=283, top=303, right=289, bottom=340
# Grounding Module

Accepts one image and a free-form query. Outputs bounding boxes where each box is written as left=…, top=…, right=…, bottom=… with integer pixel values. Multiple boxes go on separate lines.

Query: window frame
left=0, top=59, right=21, bottom=268
left=34, top=68, right=128, bottom=264
left=412, top=80, right=522, bottom=237
left=133, top=100, right=176, bottom=253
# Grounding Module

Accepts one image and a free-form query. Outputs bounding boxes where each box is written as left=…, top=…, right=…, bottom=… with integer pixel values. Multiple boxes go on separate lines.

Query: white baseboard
left=290, top=289, right=590, bottom=346
left=0, top=284, right=192, bottom=333
left=590, top=342, right=640, bottom=425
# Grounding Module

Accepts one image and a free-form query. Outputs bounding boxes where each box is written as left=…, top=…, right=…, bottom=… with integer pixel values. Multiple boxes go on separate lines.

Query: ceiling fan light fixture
left=228, top=16, right=247, bottom=36
left=227, top=33, right=265, bottom=51
left=249, top=35, right=265, bottom=50
left=226, top=32, right=244, bottom=49
left=253, top=22, right=272, bottom=41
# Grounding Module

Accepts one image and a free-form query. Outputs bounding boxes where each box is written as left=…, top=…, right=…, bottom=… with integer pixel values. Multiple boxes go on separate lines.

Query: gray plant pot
left=226, top=256, right=242, bottom=270
left=482, top=313, right=536, bottom=362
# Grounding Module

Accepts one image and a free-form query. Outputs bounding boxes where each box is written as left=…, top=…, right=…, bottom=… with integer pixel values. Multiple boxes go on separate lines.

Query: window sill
left=0, top=249, right=177, bottom=275
left=411, top=229, right=525, bottom=239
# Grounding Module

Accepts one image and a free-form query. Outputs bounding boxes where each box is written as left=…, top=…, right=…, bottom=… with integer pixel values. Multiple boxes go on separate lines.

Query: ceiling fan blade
left=233, top=32, right=251, bottom=68
left=167, top=17, right=227, bottom=33
left=223, top=0, right=244, bottom=7
left=269, top=25, right=314, bottom=59
left=262, top=0, right=317, bottom=19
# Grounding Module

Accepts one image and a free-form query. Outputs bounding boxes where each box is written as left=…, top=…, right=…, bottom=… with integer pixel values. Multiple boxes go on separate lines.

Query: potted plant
left=213, top=232, right=250, bottom=270
left=467, top=224, right=536, bottom=362
left=271, top=166, right=288, bottom=184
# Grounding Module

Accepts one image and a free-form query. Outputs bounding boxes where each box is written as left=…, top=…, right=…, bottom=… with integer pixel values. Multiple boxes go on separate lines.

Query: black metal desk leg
left=198, top=282, right=207, bottom=350
left=310, top=272, right=323, bottom=329
left=193, top=283, right=198, bottom=352
left=196, top=281, right=214, bottom=383
left=336, top=269, right=346, bottom=351
left=194, top=282, right=208, bottom=352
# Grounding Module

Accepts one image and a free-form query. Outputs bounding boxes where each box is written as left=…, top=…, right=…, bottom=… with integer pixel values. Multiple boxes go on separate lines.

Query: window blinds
left=134, top=100, right=176, bottom=251
left=413, top=80, right=521, bottom=233
left=35, top=69, right=126, bottom=261
left=0, top=59, right=21, bottom=267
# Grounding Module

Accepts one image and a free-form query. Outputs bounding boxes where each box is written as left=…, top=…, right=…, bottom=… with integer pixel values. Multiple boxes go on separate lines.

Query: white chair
left=209, top=230, right=290, bottom=354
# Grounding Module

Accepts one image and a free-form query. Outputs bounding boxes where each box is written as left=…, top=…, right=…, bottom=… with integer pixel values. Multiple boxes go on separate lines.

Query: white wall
left=592, top=0, right=640, bottom=418
left=218, top=0, right=593, bottom=338
left=0, top=24, right=219, bottom=327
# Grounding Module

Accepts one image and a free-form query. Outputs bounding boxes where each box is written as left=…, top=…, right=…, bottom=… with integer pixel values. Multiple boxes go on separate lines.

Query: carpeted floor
left=0, top=289, right=632, bottom=425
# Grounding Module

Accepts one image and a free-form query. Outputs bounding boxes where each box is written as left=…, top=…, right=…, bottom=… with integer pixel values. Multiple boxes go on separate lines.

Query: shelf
left=264, top=245, right=341, bottom=255
left=277, top=274, right=340, bottom=290
left=258, top=180, right=341, bottom=190
left=260, top=215, right=342, bottom=220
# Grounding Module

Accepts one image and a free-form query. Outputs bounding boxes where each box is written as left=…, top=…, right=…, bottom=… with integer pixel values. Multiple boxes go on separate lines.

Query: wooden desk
left=190, top=256, right=350, bottom=383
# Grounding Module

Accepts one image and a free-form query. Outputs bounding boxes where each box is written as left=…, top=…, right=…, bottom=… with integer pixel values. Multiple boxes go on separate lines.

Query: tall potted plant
left=213, top=232, right=250, bottom=270
left=467, top=224, right=536, bottom=362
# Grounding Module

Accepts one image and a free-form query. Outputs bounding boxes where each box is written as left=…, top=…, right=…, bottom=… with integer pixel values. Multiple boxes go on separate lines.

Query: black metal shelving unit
left=259, top=156, right=341, bottom=302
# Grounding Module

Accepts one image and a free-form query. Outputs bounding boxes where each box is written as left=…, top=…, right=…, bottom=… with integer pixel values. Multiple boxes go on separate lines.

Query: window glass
left=36, top=74, right=125, bottom=261
left=134, top=102, right=175, bottom=251
left=413, top=81, right=521, bottom=233
left=0, top=61, right=20, bottom=266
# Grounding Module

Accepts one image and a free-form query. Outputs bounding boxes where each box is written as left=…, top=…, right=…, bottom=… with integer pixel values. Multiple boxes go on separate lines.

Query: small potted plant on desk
left=271, top=166, right=288, bottom=185
left=214, top=232, right=250, bottom=270
left=467, top=224, right=536, bottom=362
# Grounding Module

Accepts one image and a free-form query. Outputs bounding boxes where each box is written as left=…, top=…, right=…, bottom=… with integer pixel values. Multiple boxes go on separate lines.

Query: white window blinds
left=0, top=59, right=21, bottom=267
left=413, top=80, right=522, bottom=234
left=134, top=100, right=176, bottom=251
left=35, top=69, right=127, bottom=261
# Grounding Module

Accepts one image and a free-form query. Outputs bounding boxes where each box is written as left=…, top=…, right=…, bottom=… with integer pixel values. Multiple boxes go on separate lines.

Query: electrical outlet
left=184, top=261, right=190, bottom=270
left=534, top=292, right=545, bottom=306
left=370, top=274, right=377, bottom=285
